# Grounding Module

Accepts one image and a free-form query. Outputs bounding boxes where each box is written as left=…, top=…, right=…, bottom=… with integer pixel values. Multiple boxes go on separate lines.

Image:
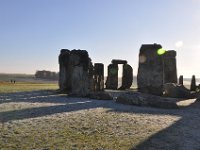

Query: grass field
left=0, top=74, right=58, bottom=93
left=1, top=90, right=200, bottom=150
left=0, top=90, right=182, bottom=150
left=0, top=82, right=58, bottom=93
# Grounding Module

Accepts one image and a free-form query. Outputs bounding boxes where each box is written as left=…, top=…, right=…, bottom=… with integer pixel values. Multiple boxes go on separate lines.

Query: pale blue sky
left=0, top=0, right=200, bottom=77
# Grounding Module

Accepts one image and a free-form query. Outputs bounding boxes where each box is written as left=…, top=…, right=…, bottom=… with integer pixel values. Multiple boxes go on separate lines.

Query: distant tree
left=35, top=70, right=58, bottom=80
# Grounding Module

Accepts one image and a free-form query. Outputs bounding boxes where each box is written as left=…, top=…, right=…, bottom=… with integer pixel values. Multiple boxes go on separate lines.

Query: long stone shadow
left=0, top=90, right=70, bottom=104
left=0, top=90, right=112, bottom=122
left=0, top=100, right=101, bottom=123
left=107, top=101, right=200, bottom=150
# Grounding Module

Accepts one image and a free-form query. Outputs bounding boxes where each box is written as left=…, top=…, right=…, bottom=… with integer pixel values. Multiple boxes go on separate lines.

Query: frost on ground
left=0, top=90, right=200, bottom=150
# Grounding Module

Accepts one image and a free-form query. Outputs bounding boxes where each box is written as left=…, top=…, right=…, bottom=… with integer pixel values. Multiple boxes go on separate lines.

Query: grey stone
left=88, top=62, right=95, bottom=92
left=89, top=91, right=113, bottom=100
left=116, top=92, right=179, bottom=109
left=58, top=49, right=71, bottom=91
left=111, top=59, right=127, bottom=65
left=190, top=75, right=197, bottom=91
left=163, top=83, right=194, bottom=98
left=58, top=49, right=92, bottom=97
left=93, top=63, right=104, bottom=91
left=179, top=75, right=183, bottom=85
left=119, top=64, right=133, bottom=90
left=71, top=66, right=89, bottom=97
left=163, top=50, right=177, bottom=84
left=106, top=64, right=118, bottom=90
left=137, top=44, right=163, bottom=95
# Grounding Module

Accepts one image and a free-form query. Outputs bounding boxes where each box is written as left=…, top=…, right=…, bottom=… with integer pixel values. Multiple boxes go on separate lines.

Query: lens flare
left=139, top=55, right=146, bottom=63
left=157, top=48, right=166, bottom=55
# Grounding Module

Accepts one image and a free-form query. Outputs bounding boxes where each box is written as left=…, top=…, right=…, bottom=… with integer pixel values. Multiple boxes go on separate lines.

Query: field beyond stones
left=0, top=80, right=200, bottom=149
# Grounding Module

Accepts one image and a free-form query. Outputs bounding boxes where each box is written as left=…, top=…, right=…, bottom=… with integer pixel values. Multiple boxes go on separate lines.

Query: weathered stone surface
left=116, top=92, right=180, bottom=109
left=58, top=49, right=71, bottom=91
left=119, top=64, right=133, bottom=90
left=179, top=75, right=183, bottom=85
left=163, top=83, right=195, bottom=98
left=88, top=61, right=95, bottom=92
left=94, top=63, right=104, bottom=91
left=70, top=50, right=90, bottom=71
left=111, top=59, right=127, bottom=65
left=137, top=44, right=163, bottom=95
left=89, top=91, right=113, bottom=100
left=70, top=50, right=90, bottom=96
left=106, top=64, right=118, bottom=90
left=58, top=49, right=92, bottom=96
left=190, top=75, right=197, bottom=91
left=71, top=66, right=89, bottom=97
left=163, top=50, right=177, bottom=84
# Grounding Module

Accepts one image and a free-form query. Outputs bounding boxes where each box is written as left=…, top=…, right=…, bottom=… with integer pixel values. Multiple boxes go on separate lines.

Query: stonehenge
left=137, top=44, right=164, bottom=95
left=59, top=49, right=91, bottom=96
left=119, top=64, right=133, bottom=90
left=163, top=50, right=177, bottom=84
left=58, top=44, right=198, bottom=99
left=59, top=49, right=134, bottom=96
left=93, top=63, right=104, bottom=91
left=137, top=44, right=178, bottom=96
left=106, top=59, right=133, bottom=90
left=105, top=63, right=118, bottom=90
left=59, top=49, right=71, bottom=91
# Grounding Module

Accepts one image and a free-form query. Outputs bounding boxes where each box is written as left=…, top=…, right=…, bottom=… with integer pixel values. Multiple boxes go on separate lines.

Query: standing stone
left=119, top=64, right=133, bottom=90
left=70, top=50, right=90, bottom=96
left=71, top=66, right=89, bottom=97
left=163, top=50, right=177, bottom=84
left=59, top=49, right=92, bottom=96
left=94, top=63, right=104, bottom=91
left=179, top=75, right=183, bottom=85
left=137, top=44, right=163, bottom=95
left=88, top=61, right=95, bottom=92
left=58, top=49, right=71, bottom=91
left=190, top=75, right=196, bottom=91
left=106, top=64, right=118, bottom=90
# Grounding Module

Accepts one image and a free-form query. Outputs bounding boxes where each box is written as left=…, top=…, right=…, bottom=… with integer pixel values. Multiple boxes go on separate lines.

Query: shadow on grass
left=1, top=90, right=200, bottom=149
left=131, top=101, right=200, bottom=150
left=0, top=100, right=97, bottom=122
left=0, top=90, right=67, bottom=104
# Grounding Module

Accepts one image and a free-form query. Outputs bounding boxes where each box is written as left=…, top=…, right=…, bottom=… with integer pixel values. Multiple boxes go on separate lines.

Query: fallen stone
left=89, top=91, right=113, bottom=100
left=163, top=83, right=195, bottom=99
left=116, top=91, right=187, bottom=109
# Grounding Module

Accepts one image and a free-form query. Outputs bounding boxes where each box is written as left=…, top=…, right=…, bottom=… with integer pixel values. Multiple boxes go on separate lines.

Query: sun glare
left=157, top=48, right=166, bottom=55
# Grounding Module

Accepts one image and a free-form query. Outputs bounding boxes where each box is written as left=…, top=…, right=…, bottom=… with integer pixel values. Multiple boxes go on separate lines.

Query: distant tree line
left=35, top=70, right=58, bottom=80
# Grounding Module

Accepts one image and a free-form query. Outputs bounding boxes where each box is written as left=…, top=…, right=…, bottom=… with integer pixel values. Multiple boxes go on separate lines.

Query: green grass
left=0, top=82, right=58, bottom=93
left=0, top=109, right=162, bottom=150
